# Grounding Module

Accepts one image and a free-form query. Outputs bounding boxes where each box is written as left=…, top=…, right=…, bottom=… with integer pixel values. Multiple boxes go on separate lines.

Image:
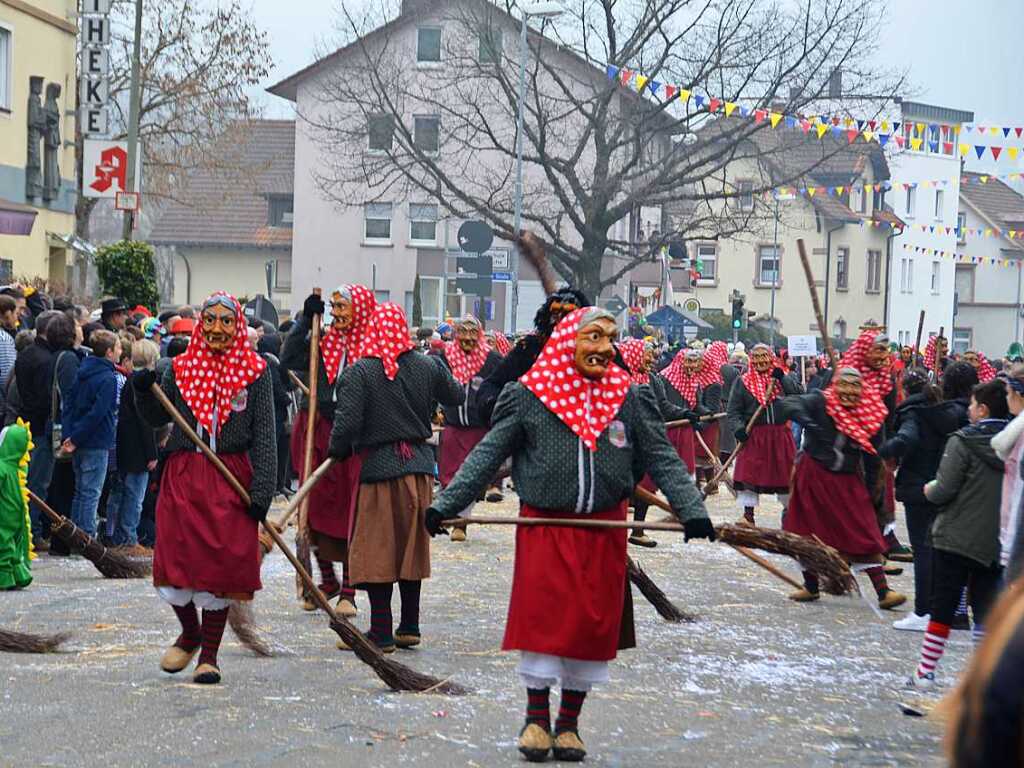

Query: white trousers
left=518, top=651, right=609, bottom=692
left=737, top=491, right=789, bottom=510
left=157, top=586, right=231, bottom=611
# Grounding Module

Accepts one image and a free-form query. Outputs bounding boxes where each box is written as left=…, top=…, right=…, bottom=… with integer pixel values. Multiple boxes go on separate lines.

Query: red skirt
left=439, top=426, right=489, bottom=487
left=153, top=452, right=261, bottom=599
left=696, top=422, right=720, bottom=468
left=503, top=503, right=628, bottom=661
left=734, top=423, right=795, bottom=493
left=667, top=425, right=696, bottom=474
left=290, top=409, right=362, bottom=541
left=783, top=453, right=887, bottom=557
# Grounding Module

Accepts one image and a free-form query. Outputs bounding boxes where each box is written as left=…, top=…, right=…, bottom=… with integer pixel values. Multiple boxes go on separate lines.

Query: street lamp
left=510, top=1, right=564, bottom=333
left=769, top=190, right=796, bottom=348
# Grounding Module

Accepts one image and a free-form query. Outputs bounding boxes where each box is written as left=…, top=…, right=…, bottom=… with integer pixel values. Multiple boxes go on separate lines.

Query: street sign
left=80, top=1, right=111, bottom=140
left=82, top=139, right=129, bottom=198
left=492, top=271, right=513, bottom=281
left=457, top=220, right=494, bottom=253
left=603, top=295, right=627, bottom=315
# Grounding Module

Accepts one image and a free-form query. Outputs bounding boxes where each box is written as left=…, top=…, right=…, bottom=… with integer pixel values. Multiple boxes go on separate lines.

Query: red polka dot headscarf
left=362, top=302, right=414, bottom=380
left=520, top=307, right=631, bottom=451
left=618, top=338, right=650, bottom=386
left=823, top=367, right=888, bottom=454
left=444, top=316, right=491, bottom=385
left=493, top=331, right=513, bottom=357
left=320, top=284, right=376, bottom=384
left=172, top=291, right=267, bottom=436
left=840, top=329, right=894, bottom=398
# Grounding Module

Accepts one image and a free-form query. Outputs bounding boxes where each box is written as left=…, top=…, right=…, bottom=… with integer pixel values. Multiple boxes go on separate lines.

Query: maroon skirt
left=439, top=426, right=489, bottom=487
left=696, top=422, right=720, bottom=468
left=153, top=452, right=260, bottom=599
left=290, top=409, right=362, bottom=541
left=667, top=425, right=696, bottom=474
left=734, top=423, right=795, bottom=493
left=783, top=453, right=887, bottom=557
left=503, top=503, right=629, bottom=661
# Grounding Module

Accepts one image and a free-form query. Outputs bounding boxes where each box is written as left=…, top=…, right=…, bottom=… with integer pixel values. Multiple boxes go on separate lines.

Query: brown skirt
left=348, top=474, right=433, bottom=586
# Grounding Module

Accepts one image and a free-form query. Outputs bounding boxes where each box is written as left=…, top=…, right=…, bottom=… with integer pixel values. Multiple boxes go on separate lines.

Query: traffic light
left=731, top=294, right=744, bottom=329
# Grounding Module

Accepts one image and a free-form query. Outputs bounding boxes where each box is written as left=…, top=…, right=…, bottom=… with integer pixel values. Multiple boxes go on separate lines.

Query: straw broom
left=150, top=384, right=469, bottom=695
left=0, top=627, right=71, bottom=653
left=27, top=490, right=150, bottom=579
left=626, top=556, right=695, bottom=622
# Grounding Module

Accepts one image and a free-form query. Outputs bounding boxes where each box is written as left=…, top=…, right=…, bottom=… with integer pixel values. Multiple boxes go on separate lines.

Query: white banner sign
left=82, top=139, right=129, bottom=198
left=788, top=334, right=818, bottom=357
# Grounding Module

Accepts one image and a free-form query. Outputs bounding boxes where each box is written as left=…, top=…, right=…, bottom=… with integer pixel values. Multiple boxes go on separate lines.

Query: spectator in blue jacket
left=62, top=330, right=121, bottom=538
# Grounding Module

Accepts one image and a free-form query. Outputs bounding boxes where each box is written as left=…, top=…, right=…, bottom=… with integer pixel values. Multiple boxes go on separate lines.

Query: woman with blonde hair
left=939, top=577, right=1024, bottom=767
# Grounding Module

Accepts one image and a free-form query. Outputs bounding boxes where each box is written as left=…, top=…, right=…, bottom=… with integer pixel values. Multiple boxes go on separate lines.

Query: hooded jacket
left=62, top=355, right=118, bottom=451
left=925, top=419, right=1008, bottom=568
left=880, top=394, right=969, bottom=505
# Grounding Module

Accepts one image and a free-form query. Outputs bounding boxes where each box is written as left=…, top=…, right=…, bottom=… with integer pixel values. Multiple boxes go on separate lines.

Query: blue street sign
left=492, top=271, right=513, bottom=281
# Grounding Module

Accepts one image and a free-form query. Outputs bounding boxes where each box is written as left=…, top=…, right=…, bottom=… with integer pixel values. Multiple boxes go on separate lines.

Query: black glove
left=771, top=367, right=786, bottom=381
left=424, top=507, right=448, bottom=537
left=247, top=500, right=269, bottom=523
left=734, top=428, right=749, bottom=443
left=684, top=517, right=717, bottom=542
left=327, top=440, right=348, bottom=461
left=132, top=368, right=157, bottom=393
left=682, top=410, right=700, bottom=425
left=302, top=293, right=325, bottom=320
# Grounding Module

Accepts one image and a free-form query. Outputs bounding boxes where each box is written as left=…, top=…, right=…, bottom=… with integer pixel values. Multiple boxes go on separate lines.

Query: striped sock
left=366, top=583, right=394, bottom=647
left=340, top=557, right=356, bottom=601
left=865, top=566, right=889, bottom=597
left=316, top=556, right=340, bottom=594
left=916, top=621, right=951, bottom=678
left=525, top=687, right=551, bottom=730
left=972, top=625, right=985, bottom=645
left=171, top=602, right=201, bottom=651
left=197, top=607, right=229, bottom=668
left=555, top=689, right=587, bottom=733
left=956, top=588, right=969, bottom=618
left=397, top=580, right=421, bottom=636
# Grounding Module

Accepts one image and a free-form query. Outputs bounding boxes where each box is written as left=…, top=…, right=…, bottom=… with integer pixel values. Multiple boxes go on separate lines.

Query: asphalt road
left=1, top=492, right=959, bottom=767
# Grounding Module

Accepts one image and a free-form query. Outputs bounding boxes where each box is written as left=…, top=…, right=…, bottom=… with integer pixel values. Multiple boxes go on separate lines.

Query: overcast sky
left=249, top=0, right=1024, bottom=175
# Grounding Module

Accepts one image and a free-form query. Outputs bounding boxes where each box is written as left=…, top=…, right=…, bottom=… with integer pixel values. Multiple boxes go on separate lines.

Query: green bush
left=94, top=240, right=160, bottom=312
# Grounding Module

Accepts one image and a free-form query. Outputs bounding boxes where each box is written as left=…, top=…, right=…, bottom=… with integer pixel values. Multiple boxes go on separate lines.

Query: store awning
left=0, top=199, right=38, bottom=236
left=47, top=232, right=98, bottom=259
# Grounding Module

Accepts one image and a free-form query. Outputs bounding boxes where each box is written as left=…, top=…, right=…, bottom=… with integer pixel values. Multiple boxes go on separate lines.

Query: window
left=934, top=190, right=944, bottom=221
left=957, top=212, right=967, bottom=244
left=872, top=187, right=883, bottom=212
left=833, top=318, right=848, bottom=342
left=952, top=328, right=972, bottom=355
left=931, top=261, right=941, bottom=294
left=836, top=247, right=849, bottom=289
left=418, top=275, right=444, bottom=325
left=853, top=185, right=866, bottom=214
left=0, top=27, right=10, bottom=111
left=267, top=195, right=294, bottom=228
left=414, top=115, right=440, bottom=153
left=695, top=243, right=717, bottom=282
left=905, top=186, right=916, bottom=217
left=409, top=203, right=438, bottom=244
left=907, top=258, right=914, bottom=293
left=859, top=184, right=868, bottom=214
left=416, top=27, right=441, bottom=63
left=899, top=258, right=907, bottom=293
left=738, top=180, right=754, bottom=211
left=0, top=259, right=12, bottom=284
left=954, top=265, right=975, bottom=302
left=865, top=249, right=881, bottom=293
left=273, top=259, right=291, bottom=290
left=367, top=114, right=394, bottom=152
left=757, top=244, right=780, bottom=287
left=364, top=202, right=393, bottom=242
left=479, top=26, right=502, bottom=64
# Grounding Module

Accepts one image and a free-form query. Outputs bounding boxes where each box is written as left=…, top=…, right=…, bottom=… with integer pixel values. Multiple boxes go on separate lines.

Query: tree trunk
left=574, top=237, right=606, bottom=301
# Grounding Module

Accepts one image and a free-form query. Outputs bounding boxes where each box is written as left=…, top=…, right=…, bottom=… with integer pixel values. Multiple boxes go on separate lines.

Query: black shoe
left=951, top=613, right=971, bottom=631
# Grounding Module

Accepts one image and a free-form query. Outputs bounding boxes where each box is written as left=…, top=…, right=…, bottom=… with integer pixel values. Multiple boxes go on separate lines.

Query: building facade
left=953, top=172, right=1024, bottom=359
left=0, top=0, right=78, bottom=285
left=883, top=101, right=972, bottom=347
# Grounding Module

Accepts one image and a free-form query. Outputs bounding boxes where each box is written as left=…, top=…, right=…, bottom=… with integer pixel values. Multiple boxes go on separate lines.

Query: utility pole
left=121, top=0, right=143, bottom=241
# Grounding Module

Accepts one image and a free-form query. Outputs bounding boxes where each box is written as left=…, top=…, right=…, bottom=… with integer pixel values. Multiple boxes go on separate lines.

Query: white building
left=884, top=101, right=973, bottom=347
left=953, top=172, right=1024, bottom=358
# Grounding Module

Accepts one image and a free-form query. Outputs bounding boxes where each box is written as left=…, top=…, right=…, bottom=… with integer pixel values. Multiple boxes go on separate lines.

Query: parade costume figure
left=282, top=285, right=375, bottom=616
left=695, top=341, right=728, bottom=490
left=728, top=344, right=801, bottom=525
left=837, top=329, right=909, bottom=559
left=438, top=316, right=504, bottom=541
left=136, top=292, right=276, bottom=685
left=658, top=348, right=710, bottom=479
left=0, top=421, right=33, bottom=590
left=963, top=350, right=997, bottom=383
left=924, top=335, right=950, bottom=378
left=782, top=368, right=907, bottom=610
left=426, top=308, right=712, bottom=763
left=329, top=303, right=463, bottom=653
left=619, top=338, right=658, bottom=547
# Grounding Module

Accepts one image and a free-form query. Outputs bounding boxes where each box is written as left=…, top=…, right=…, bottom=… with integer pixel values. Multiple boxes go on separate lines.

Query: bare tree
left=76, top=0, right=272, bottom=239
left=306, top=0, right=905, bottom=298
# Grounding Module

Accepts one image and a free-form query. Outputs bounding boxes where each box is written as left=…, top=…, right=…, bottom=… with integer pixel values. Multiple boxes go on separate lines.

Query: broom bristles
left=0, top=628, right=71, bottom=653
left=227, top=601, right=276, bottom=657
left=328, top=616, right=469, bottom=695
left=627, top=556, right=695, bottom=623
left=716, top=524, right=855, bottom=596
left=48, top=515, right=151, bottom=579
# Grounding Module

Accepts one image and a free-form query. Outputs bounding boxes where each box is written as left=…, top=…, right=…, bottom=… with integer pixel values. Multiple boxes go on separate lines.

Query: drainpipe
left=823, top=220, right=843, bottom=341
left=883, top=225, right=901, bottom=332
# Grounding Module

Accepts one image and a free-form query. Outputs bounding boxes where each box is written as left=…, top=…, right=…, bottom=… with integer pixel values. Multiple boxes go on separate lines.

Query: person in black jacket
left=257, top=332, right=294, bottom=498
left=879, top=368, right=966, bottom=631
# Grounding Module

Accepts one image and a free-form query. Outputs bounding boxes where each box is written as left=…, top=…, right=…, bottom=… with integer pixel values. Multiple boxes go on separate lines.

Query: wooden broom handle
left=664, top=412, right=726, bottom=429
left=796, top=238, right=837, bottom=368
left=913, top=310, right=925, bottom=363
left=288, top=369, right=309, bottom=397
left=934, top=326, right=944, bottom=380
left=302, top=288, right=322, bottom=503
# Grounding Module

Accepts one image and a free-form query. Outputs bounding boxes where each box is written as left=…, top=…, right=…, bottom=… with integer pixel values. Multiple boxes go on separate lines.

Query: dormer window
left=417, top=27, right=441, bottom=63
left=268, top=194, right=294, bottom=228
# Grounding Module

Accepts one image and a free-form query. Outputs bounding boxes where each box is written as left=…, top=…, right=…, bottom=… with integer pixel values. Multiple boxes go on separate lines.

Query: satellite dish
left=458, top=220, right=494, bottom=253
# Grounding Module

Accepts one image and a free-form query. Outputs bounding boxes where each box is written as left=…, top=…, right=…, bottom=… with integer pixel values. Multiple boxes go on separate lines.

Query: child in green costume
left=0, top=420, right=33, bottom=590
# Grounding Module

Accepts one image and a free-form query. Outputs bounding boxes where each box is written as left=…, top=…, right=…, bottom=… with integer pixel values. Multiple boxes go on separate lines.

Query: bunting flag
left=603, top=63, right=1024, bottom=160
left=902, top=243, right=1023, bottom=269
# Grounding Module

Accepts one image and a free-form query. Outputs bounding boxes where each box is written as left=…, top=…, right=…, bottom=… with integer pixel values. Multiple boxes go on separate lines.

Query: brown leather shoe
left=160, top=644, right=198, bottom=673
left=395, top=632, right=421, bottom=649
left=878, top=590, right=908, bottom=611
left=336, top=597, right=357, bottom=618
left=518, top=723, right=553, bottom=762
left=788, top=587, right=820, bottom=603
left=450, top=527, right=467, bottom=542
left=552, top=730, right=586, bottom=762
left=192, top=663, right=221, bottom=684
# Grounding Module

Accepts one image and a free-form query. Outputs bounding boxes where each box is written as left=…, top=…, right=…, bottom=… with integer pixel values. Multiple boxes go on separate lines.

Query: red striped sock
left=340, top=557, right=356, bottom=600
left=525, top=687, right=551, bottom=729
left=197, top=607, right=229, bottom=668
left=865, top=566, right=889, bottom=597
left=555, top=689, right=587, bottom=733
left=366, top=583, right=394, bottom=647
left=316, top=556, right=340, bottom=594
left=171, top=602, right=201, bottom=651
left=916, top=621, right=951, bottom=678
